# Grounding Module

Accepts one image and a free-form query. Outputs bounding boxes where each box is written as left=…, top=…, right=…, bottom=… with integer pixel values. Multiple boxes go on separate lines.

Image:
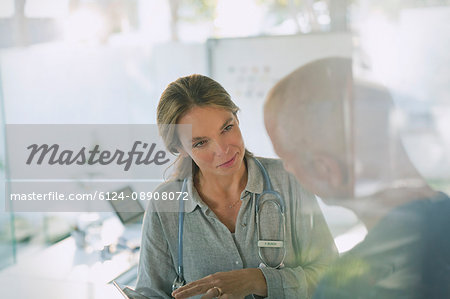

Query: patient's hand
left=171, top=268, right=267, bottom=299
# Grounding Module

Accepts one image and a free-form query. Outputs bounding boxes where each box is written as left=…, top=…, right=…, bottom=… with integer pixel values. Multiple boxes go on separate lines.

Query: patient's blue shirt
left=313, top=192, right=450, bottom=299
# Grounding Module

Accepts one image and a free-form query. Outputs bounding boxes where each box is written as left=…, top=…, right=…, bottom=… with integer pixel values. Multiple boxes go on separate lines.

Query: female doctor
left=135, top=74, right=337, bottom=299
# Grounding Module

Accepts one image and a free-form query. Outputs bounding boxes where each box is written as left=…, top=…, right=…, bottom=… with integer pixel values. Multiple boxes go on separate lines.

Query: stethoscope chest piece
left=172, top=274, right=185, bottom=292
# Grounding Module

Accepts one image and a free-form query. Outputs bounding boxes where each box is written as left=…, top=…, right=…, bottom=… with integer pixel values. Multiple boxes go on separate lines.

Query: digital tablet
left=112, top=281, right=150, bottom=299
left=112, top=280, right=131, bottom=299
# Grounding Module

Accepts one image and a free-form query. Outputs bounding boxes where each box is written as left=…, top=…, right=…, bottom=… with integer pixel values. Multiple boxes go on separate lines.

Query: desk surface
left=0, top=216, right=141, bottom=299
left=0, top=277, right=125, bottom=299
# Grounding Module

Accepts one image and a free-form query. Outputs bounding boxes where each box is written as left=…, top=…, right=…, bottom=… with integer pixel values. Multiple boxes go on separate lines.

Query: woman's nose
left=214, top=139, right=229, bottom=156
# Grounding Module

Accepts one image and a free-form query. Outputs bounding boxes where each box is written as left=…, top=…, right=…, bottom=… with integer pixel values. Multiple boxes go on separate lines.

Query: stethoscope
left=172, top=158, right=287, bottom=292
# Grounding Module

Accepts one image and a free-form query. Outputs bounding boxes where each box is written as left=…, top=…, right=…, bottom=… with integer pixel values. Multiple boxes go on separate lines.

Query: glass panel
left=0, top=71, right=15, bottom=269
left=351, top=1, right=450, bottom=194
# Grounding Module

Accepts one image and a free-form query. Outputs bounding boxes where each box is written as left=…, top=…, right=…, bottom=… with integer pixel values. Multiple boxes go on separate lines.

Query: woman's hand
left=171, top=268, right=267, bottom=299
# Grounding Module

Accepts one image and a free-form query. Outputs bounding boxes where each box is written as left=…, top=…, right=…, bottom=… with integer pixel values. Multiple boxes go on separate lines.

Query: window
left=24, top=0, right=70, bottom=18
left=0, top=0, right=14, bottom=18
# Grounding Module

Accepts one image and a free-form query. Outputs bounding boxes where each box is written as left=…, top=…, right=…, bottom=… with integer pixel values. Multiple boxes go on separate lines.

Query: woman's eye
left=193, top=140, right=207, bottom=148
left=223, top=124, right=233, bottom=132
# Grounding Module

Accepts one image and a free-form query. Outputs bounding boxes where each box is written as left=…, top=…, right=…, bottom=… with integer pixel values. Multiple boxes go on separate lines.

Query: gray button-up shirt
left=135, top=157, right=337, bottom=298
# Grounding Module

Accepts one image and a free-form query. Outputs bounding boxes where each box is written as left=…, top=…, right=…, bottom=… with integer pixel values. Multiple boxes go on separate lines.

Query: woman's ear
left=177, top=146, right=189, bottom=158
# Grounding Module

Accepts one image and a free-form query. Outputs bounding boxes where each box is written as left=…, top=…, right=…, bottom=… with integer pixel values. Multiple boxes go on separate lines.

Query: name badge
left=257, top=240, right=284, bottom=248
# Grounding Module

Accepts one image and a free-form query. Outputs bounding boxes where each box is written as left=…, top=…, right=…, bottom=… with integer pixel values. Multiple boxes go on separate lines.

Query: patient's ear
left=313, top=153, right=344, bottom=188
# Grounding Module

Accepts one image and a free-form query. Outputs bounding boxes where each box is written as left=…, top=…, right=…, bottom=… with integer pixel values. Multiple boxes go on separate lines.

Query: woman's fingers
left=173, top=282, right=210, bottom=298
left=201, top=287, right=221, bottom=299
left=172, top=269, right=262, bottom=299
left=172, top=274, right=215, bottom=298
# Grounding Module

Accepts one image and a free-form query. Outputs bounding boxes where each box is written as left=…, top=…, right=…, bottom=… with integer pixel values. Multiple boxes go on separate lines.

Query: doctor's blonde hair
left=157, top=74, right=252, bottom=179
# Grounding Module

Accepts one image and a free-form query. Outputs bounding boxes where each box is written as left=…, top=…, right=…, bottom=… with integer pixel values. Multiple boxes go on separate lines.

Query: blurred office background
left=0, top=0, right=449, bottom=297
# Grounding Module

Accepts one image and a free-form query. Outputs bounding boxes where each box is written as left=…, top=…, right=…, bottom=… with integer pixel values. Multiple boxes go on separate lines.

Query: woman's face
left=176, top=106, right=246, bottom=178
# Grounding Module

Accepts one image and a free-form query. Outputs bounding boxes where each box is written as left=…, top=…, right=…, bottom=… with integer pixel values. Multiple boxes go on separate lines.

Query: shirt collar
left=183, top=156, right=264, bottom=213
left=244, top=156, right=264, bottom=194
left=183, top=175, right=201, bottom=213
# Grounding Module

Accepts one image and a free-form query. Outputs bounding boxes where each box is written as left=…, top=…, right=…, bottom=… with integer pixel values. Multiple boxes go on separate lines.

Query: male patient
left=264, top=57, right=450, bottom=299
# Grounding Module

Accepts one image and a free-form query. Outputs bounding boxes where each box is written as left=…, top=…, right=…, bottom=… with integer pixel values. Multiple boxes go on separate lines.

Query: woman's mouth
left=218, top=153, right=237, bottom=168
